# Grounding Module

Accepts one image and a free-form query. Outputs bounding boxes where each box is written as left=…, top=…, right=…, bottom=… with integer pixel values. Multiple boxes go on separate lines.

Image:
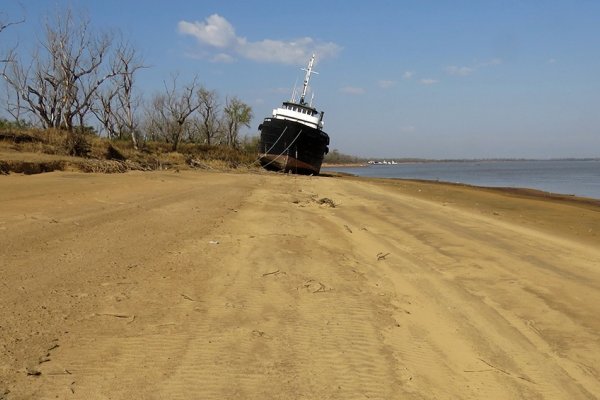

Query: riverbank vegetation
left=0, top=120, right=262, bottom=174
left=1, top=8, right=260, bottom=173
left=323, top=149, right=367, bottom=165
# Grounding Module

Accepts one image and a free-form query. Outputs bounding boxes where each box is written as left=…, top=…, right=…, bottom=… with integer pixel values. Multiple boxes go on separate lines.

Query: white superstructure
left=271, top=54, right=324, bottom=130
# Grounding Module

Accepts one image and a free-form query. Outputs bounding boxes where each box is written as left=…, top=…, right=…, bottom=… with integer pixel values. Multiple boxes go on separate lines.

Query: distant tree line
left=0, top=8, right=253, bottom=155
left=323, top=149, right=366, bottom=164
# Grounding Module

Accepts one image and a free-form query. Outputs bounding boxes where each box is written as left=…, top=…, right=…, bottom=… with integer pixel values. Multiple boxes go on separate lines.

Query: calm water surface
left=327, top=160, right=600, bottom=200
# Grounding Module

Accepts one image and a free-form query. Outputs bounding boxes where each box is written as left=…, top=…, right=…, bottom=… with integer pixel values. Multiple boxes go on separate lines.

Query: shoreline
left=335, top=173, right=599, bottom=247
left=321, top=162, right=367, bottom=168
left=322, top=160, right=600, bottom=201
left=322, top=158, right=600, bottom=165
left=324, top=171, right=600, bottom=206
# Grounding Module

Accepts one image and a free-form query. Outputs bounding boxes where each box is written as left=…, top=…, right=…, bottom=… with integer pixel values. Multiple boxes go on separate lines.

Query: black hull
left=258, top=118, right=329, bottom=175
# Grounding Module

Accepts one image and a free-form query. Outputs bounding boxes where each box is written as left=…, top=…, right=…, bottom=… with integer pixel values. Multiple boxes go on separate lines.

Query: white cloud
left=340, top=86, right=366, bottom=95
left=420, top=78, right=438, bottom=85
left=445, top=58, right=502, bottom=77
left=378, top=80, right=396, bottom=89
left=445, top=65, right=474, bottom=76
left=178, top=15, right=238, bottom=48
left=236, top=37, right=340, bottom=64
left=211, top=53, right=235, bottom=63
left=402, top=71, right=414, bottom=79
left=478, top=58, right=502, bottom=67
left=179, top=14, right=341, bottom=64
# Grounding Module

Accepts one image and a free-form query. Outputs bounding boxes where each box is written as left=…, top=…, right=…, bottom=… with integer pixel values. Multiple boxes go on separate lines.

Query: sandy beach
left=1, top=170, right=599, bottom=399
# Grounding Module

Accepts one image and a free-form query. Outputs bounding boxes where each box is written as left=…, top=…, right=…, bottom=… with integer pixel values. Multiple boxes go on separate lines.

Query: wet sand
left=1, top=170, right=599, bottom=399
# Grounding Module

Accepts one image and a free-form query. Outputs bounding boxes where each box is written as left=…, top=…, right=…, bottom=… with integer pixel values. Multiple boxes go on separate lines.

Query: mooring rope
left=249, top=126, right=288, bottom=166
left=260, top=129, right=303, bottom=169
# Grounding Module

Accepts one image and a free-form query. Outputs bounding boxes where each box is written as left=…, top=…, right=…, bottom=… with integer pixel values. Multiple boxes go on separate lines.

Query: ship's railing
left=273, top=108, right=320, bottom=128
left=274, top=115, right=321, bottom=129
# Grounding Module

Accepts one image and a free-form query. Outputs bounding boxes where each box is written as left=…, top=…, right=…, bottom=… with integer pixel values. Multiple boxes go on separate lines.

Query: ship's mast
left=299, top=54, right=318, bottom=105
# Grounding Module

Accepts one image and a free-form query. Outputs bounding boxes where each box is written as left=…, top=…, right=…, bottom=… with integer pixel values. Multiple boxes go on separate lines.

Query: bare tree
left=158, top=75, right=201, bottom=151
left=1, top=57, right=23, bottom=122
left=197, top=87, right=220, bottom=145
left=2, top=9, right=118, bottom=132
left=223, top=97, right=253, bottom=148
left=92, top=81, right=120, bottom=139
left=0, top=16, right=20, bottom=35
left=0, top=13, right=24, bottom=62
left=93, top=41, right=145, bottom=148
left=113, top=42, right=145, bottom=148
left=143, top=93, right=170, bottom=142
left=1, top=12, right=25, bottom=122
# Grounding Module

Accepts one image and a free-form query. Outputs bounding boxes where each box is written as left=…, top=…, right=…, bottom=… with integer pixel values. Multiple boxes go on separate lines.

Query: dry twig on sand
left=313, top=282, right=328, bottom=293
left=377, top=252, right=390, bottom=261
left=262, top=269, right=280, bottom=277
left=95, top=313, right=135, bottom=323
left=473, top=358, right=536, bottom=384
left=26, top=367, right=41, bottom=376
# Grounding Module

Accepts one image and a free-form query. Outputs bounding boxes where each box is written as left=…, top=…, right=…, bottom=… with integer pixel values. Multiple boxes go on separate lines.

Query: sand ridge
left=1, top=170, right=599, bottom=399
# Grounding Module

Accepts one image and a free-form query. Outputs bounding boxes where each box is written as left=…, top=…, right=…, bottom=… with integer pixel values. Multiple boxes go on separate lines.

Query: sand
left=1, top=170, right=599, bottom=399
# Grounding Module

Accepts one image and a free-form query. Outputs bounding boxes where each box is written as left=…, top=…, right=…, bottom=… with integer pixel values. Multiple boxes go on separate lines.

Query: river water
left=325, top=160, right=600, bottom=200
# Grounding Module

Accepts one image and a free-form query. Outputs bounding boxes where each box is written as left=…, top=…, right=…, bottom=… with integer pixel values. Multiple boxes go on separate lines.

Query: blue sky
left=2, top=0, right=600, bottom=158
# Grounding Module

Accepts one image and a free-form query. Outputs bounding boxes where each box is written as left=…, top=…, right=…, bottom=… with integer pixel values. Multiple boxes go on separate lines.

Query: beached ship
left=258, top=54, right=330, bottom=175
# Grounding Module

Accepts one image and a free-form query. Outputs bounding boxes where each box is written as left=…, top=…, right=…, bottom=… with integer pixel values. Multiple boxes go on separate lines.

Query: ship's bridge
left=272, top=101, right=324, bottom=129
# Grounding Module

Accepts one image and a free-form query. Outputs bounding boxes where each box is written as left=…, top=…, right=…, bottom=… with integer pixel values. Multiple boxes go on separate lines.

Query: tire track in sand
left=154, top=177, right=406, bottom=399
left=324, top=178, right=600, bottom=399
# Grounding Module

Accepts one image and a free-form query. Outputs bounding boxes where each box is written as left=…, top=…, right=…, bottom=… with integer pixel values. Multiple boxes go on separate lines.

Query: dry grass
left=0, top=128, right=260, bottom=175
